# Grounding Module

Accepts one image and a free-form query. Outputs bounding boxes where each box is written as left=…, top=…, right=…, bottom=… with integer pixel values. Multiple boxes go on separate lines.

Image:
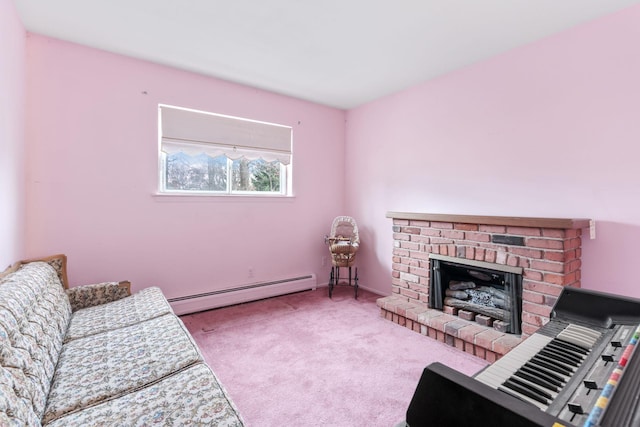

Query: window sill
left=152, top=192, right=295, bottom=202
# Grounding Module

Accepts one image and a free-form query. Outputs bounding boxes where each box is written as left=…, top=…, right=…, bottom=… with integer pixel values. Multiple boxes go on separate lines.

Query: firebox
left=429, top=254, right=523, bottom=335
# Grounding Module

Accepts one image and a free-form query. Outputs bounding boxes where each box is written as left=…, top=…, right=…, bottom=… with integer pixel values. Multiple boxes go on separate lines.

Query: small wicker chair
left=325, top=216, right=360, bottom=298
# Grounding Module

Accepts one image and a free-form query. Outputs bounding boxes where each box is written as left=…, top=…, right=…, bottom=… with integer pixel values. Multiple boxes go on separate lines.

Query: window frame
left=157, top=105, right=292, bottom=197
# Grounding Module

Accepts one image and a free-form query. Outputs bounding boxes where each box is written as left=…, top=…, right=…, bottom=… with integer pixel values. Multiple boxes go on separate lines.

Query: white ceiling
left=12, top=0, right=640, bottom=109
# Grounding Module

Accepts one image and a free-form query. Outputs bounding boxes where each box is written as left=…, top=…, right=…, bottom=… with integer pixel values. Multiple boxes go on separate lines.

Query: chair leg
left=354, top=267, right=359, bottom=299
left=329, top=267, right=335, bottom=298
left=329, top=266, right=359, bottom=298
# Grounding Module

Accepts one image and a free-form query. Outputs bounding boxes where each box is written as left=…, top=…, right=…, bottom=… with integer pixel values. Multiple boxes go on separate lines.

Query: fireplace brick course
left=378, top=213, right=588, bottom=361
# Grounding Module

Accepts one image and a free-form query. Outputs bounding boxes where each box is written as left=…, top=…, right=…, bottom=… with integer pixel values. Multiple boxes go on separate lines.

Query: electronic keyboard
left=404, top=287, right=640, bottom=427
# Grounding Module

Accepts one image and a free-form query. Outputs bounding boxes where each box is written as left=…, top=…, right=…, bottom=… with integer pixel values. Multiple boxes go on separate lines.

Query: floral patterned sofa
left=0, top=255, right=244, bottom=426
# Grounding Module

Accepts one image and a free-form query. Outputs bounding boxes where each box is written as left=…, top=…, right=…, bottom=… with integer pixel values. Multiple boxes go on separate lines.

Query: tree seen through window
left=166, top=152, right=281, bottom=193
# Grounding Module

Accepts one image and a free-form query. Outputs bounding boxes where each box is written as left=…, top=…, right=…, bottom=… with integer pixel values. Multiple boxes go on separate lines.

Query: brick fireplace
left=377, top=212, right=591, bottom=362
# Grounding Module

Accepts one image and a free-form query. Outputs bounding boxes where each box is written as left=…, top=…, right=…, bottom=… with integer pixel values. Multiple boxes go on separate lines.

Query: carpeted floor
left=181, top=287, right=488, bottom=427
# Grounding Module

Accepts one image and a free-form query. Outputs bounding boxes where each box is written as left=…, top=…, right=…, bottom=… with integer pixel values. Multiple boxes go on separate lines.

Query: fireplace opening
left=429, top=254, right=523, bottom=335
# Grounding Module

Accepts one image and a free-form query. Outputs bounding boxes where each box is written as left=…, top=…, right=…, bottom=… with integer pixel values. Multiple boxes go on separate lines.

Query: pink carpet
left=181, top=287, right=488, bottom=426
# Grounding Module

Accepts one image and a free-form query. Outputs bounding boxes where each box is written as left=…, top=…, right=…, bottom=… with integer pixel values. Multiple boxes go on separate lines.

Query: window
left=159, top=105, right=292, bottom=195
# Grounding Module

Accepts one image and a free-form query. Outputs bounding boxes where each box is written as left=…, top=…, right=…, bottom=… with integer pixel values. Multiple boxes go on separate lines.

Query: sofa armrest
left=65, top=281, right=132, bottom=311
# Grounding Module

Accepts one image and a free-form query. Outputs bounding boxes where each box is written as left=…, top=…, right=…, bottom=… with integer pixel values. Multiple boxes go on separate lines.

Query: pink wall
left=346, top=5, right=640, bottom=298
left=0, top=0, right=26, bottom=268
left=21, top=5, right=640, bottom=301
left=25, top=35, right=345, bottom=297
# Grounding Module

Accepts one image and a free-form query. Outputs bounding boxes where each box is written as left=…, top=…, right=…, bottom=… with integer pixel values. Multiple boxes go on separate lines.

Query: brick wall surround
left=377, top=212, right=590, bottom=362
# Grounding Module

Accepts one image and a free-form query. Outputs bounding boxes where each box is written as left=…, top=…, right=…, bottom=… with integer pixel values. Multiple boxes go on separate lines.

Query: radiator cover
left=169, top=274, right=317, bottom=315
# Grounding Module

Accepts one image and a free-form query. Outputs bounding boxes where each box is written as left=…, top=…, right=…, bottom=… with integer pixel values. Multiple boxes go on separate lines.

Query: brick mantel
left=386, top=212, right=591, bottom=230
left=378, top=212, right=592, bottom=362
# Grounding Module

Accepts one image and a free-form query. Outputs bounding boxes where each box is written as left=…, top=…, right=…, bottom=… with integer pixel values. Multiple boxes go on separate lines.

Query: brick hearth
left=377, top=212, right=590, bottom=362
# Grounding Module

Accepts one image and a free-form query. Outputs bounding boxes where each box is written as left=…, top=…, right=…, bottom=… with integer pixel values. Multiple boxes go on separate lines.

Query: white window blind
left=160, top=105, right=292, bottom=165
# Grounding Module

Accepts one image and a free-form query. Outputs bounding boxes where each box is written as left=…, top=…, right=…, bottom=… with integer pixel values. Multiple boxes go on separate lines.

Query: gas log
left=445, top=289, right=469, bottom=300
left=465, top=286, right=507, bottom=309
left=443, top=297, right=508, bottom=321
left=448, top=280, right=476, bottom=291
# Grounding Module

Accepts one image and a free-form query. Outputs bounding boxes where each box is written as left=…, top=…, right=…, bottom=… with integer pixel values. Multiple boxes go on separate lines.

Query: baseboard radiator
left=168, top=274, right=317, bottom=315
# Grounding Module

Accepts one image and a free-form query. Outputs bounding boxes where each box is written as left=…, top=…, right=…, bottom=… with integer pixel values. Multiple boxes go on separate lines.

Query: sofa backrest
left=0, top=262, right=72, bottom=425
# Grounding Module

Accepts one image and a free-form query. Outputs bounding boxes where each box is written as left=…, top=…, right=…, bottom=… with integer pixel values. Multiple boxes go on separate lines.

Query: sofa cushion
left=45, top=363, right=244, bottom=427
left=65, top=287, right=172, bottom=342
left=43, top=313, right=203, bottom=424
left=0, top=263, right=71, bottom=342
left=0, top=366, right=42, bottom=427
left=0, top=263, right=71, bottom=419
